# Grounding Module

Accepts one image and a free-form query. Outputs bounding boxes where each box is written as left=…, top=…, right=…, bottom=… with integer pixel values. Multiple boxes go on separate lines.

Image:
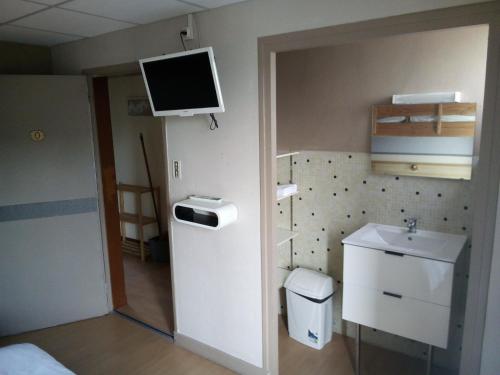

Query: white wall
left=277, top=25, right=488, bottom=152
left=480, top=183, right=500, bottom=375
left=51, top=0, right=486, bottom=368
left=108, top=75, right=165, bottom=240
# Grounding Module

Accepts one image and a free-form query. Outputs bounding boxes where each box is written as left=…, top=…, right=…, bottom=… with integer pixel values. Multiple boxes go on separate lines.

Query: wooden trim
left=371, top=160, right=472, bottom=180
left=375, top=103, right=476, bottom=117
left=93, top=77, right=127, bottom=308
left=259, top=4, right=500, bottom=375
left=437, top=104, right=443, bottom=135
left=374, top=122, right=475, bottom=137
left=372, top=103, right=477, bottom=136
left=161, top=118, right=178, bottom=335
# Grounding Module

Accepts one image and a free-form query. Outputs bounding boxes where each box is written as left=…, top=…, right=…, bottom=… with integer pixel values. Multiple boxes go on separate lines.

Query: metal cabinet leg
left=426, top=345, right=433, bottom=375
left=356, top=324, right=361, bottom=375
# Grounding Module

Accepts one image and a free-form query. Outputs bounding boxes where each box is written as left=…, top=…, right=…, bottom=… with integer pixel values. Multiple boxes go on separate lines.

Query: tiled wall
left=277, top=151, right=472, bottom=372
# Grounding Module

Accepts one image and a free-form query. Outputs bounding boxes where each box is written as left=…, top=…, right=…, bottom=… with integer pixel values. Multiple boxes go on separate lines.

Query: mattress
left=0, top=343, right=74, bottom=375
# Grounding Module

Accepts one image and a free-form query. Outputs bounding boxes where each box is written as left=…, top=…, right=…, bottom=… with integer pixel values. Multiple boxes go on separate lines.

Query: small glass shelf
left=276, top=227, right=299, bottom=246
left=277, top=151, right=300, bottom=159
left=277, top=190, right=299, bottom=201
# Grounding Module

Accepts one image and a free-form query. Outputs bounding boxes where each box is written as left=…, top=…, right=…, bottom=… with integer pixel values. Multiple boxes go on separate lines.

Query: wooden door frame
left=86, top=62, right=142, bottom=309
left=86, top=64, right=176, bottom=336
left=91, top=76, right=127, bottom=308
left=258, top=3, right=500, bottom=375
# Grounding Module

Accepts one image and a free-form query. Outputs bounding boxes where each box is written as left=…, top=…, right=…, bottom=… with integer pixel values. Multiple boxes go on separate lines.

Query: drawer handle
left=384, top=250, right=404, bottom=257
left=383, top=291, right=402, bottom=299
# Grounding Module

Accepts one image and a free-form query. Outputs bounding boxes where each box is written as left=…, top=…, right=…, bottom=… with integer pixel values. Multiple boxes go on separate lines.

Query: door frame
left=91, top=76, right=127, bottom=308
left=258, top=3, right=500, bottom=375
left=85, top=64, right=176, bottom=332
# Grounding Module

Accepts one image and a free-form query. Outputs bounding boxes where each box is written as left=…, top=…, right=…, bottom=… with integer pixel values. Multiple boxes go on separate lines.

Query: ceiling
left=0, top=0, right=246, bottom=46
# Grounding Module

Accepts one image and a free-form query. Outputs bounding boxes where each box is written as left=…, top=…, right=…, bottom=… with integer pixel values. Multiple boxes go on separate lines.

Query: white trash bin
left=284, top=267, right=336, bottom=350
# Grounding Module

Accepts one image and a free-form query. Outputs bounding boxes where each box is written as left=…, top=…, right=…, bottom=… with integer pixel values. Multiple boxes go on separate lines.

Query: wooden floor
left=0, top=314, right=233, bottom=375
left=0, top=313, right=447, bottom=375
left=117, top=253, right=174, bottom=334
left=278, top=316, right=431, bottom=375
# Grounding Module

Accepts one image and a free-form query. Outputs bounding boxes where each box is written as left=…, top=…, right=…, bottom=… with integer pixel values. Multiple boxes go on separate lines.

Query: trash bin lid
left=284, top=267, right=336, bottom=300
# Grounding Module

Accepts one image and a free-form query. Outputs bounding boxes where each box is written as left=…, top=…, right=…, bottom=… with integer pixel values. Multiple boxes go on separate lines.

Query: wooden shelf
left=372, top=161, right=471, bottom=180
left=374, top=122, right=475, bottom=137
left=122, top=238, right=150, bottom=258
left=375, top=103, right=475, bottom=117
left=277, top=227, right=299, bottom=246
left=372, top=103, right=476, bottom=137
left=117, top=183, right=155, bottom=194
left=120, top=213, right=157, bottom=226
left=117, top=183, right=160, bottom=262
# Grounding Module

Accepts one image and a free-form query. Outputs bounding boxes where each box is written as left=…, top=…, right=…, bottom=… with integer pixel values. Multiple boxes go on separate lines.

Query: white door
left=0, top=75, right=108, bottom=336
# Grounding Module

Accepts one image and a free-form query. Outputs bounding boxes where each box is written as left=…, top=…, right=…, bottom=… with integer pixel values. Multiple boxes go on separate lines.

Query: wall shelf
left=117, top=183, right=159, bottom=262
left=119, top=213, right=157, bottom=225
left=277, top=227, right=299, bottom=246
left=277, top=151, right=300, bottom=159
left=371, top=102, right=476, bottom=180
left=277, top=190, right=299, bottom=201
left=275, top=152, right=298, bottom=277
left=372, top=103, right=476, bottom=137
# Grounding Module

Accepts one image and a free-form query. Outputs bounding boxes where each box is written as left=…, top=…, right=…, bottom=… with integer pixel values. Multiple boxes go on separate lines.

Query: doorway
left=258, top=4, right=500, bottom=375
left=92, top=69, right=174, bottom=335
left=275, top=24, right=489, bottom=375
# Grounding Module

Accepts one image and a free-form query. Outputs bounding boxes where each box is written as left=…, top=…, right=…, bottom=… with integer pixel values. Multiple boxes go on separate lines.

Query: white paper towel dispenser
left=172, top=197, right=237, bottom=230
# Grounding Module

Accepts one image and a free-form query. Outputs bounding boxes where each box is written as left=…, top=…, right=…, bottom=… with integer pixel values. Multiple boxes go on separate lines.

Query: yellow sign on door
left=30, top=130, right=45, bottom=142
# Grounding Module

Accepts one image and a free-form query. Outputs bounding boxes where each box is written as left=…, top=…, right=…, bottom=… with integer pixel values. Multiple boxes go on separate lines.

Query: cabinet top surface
left=342, top=223, right=466, bottom=263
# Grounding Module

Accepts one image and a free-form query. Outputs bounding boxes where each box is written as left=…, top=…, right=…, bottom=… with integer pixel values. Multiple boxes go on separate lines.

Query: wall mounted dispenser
left=172, top=197, right=237, bottom=230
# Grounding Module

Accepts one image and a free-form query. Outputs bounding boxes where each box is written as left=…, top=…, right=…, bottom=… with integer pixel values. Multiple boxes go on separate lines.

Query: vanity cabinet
left=342, top=244, right=456, bottom=349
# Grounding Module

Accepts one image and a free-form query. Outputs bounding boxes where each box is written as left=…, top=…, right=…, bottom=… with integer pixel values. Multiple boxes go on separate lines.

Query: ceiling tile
left=60, top=0, right=203, bottom=24
left=0, top=24, right=82, bottom=46
left=13, top=7, right=135, bottom=37
left=0, top=0, right=46, bottom=23
left=186, top=0, right=247, bottom=9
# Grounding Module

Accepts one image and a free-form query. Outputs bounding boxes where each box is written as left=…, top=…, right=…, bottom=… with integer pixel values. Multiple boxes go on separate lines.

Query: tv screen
left=139, top=47, right=224, bottom=117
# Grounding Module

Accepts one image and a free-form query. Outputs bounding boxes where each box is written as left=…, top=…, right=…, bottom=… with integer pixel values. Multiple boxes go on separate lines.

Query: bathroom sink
left=342, top=223, right=467, bottom=263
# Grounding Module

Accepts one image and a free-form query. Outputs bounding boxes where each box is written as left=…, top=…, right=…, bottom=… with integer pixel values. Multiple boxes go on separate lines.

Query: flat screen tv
left=139, top=47, right=224, bottom=117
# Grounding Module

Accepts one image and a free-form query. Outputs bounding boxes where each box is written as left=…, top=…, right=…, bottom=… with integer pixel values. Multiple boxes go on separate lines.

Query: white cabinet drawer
left=342, top=283, right=450, bottom=348
left=344, top=244, right=454, bottom=306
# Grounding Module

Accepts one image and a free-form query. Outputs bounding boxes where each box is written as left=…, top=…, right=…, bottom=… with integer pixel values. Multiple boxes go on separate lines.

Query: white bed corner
left=0, top=343, right=74, bottom=375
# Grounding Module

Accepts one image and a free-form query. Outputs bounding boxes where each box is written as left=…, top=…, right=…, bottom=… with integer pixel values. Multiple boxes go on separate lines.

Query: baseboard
left=174, top=331, right=268, bottom=375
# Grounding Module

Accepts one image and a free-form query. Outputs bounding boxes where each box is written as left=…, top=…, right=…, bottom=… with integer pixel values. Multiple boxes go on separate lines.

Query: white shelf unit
left=276, top=151, right=299, bottom=279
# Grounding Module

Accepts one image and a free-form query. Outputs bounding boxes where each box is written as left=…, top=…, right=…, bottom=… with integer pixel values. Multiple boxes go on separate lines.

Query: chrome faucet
left=407, top=218, right=417, bottom=233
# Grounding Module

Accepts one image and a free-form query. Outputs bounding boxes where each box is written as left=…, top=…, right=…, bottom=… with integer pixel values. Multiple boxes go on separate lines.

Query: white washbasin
left=342, top=223, right=467, bottom=263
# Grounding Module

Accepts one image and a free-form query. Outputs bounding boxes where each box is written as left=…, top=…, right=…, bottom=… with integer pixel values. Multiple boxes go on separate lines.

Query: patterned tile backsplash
left=277, top=151, right=472, bottom=372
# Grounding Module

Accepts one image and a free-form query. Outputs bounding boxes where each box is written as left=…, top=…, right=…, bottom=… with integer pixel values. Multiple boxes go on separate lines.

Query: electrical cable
left=209, top=113, right=219, bottom=130
left=179, top=31, right=187, bottom=51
